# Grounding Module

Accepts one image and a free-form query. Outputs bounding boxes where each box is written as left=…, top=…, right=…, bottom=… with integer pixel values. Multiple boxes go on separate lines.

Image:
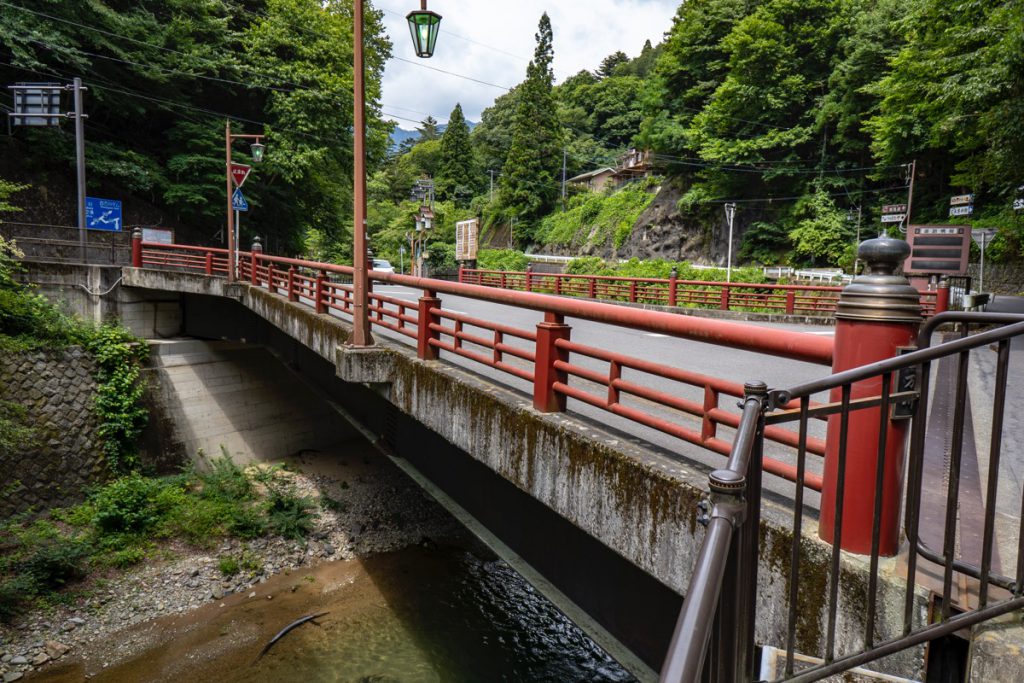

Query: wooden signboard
left=455, top=219, right=479, bottom=261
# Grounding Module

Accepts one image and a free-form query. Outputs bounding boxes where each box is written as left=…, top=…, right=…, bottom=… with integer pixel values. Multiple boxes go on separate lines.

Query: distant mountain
left=389, top=121, right=478, bottom=152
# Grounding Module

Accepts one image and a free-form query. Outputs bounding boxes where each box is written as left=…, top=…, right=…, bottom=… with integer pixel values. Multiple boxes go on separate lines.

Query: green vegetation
left=0, top=457, right=317, bottom=621
left=536, top=181, right=658, bottom=250
left=566, top=257, right=767, bottom=285
left=3, top=1, right=1021, bottom=271
left=1, top=237, right=148, bottom=473
left=475, top=249, right=530, bottom=272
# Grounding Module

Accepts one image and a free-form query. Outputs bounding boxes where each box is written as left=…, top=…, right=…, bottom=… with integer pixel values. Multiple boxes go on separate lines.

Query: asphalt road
left=361, top=285, right=833, bottom=507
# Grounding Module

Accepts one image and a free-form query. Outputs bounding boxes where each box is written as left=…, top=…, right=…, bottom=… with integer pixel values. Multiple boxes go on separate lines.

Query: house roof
left=567, top=167, right=616, bottom=183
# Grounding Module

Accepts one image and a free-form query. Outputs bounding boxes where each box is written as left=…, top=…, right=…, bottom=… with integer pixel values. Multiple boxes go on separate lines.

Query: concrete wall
left=146, top=339, right=355, bottom=464
left=119, top=268, right=936, bottom=677
left=17, top=262, right=182, bottom=337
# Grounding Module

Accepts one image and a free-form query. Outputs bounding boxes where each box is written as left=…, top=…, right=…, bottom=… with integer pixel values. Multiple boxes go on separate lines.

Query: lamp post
left=349, top=1, right=442, bottom=346
left=724, top=202, right=737, bottom=282
left=225, top=121, right=265, bottom=282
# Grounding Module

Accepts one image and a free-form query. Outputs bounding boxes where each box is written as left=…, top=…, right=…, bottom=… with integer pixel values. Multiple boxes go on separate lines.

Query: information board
left=902, top=225, right=972, bottom=276
left=455, top=219, right=479, bottom=261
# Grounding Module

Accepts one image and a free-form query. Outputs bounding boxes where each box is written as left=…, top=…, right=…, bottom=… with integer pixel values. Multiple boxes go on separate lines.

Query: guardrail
left=135, top=240, right=832, bottom=490
left=661, top=312, right=1024, bottom=682
left=459, top=267, right=942, bottom=317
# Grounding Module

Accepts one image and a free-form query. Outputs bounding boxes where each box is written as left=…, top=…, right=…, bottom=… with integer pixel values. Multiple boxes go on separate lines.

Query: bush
left=535, top=182, right=658, bottom=250
left=476, top=249, right=529, bottom=272
left=265, top=488, right=315, bottom=540
left=89, top=474, right=180, bottom=534
left=18, top=541, right=90, bottom=592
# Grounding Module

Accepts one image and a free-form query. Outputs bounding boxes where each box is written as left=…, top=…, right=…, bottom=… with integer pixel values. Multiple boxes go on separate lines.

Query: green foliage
left=0, top=457, right=320, bottom=620
left=436, top=104, right=476, bottom=204
left=82, top=325, right=150, bottom=474
left=788, top=189, right=856, bottom=265
left=0, top=400, right=35, bottom=456
left=218, top=555, right=240, bottom=576
left=0, top=0, right=392, bottom=251
left=0, top=180, right=27, bottom=215
left=498, top=13, right=564, bottom=234
left=476, top=249, right=529, bottom=272
left=536, top=183, right=657, bottom=250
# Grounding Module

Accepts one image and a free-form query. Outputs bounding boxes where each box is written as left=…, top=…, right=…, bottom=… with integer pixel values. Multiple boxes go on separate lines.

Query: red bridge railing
left=458, top=267, right=942, bottom=317
left=134, top=239, right=832, bottom=490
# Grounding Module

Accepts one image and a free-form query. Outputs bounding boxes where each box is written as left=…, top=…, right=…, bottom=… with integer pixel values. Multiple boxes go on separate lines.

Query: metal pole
left=724, top=203, right=736, bottom=283
left=489, top=169, right=494, bottom=202
left=561, top=148, right=567, bottom=208
left=980, top=238, right=986, bottom=293
left=350, top=0, right=373, bottom=346
left=226, top=120, right=235, bottom=281
left=73, top=77, right=87, bottom=263
left=903, top=159, right=916, bottom=235
left=234, top=209, right=240, bottom=275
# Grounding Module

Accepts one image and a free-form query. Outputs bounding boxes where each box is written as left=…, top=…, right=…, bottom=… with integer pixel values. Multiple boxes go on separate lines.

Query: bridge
left=13, top=229, right=1024, bottom=682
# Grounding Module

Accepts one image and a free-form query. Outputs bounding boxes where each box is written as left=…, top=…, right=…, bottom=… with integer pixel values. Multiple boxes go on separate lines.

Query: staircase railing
left=661, top=312, right=1024, bottom=682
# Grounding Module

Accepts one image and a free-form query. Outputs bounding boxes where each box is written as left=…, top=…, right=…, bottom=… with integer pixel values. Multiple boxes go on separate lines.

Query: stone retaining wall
left=0, top=347, right=108, bottom=516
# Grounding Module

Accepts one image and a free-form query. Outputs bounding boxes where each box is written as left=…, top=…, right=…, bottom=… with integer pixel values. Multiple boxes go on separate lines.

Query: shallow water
left=230, top=547, right=636, bottom=683
left=35, top=545, right=637, bottom=683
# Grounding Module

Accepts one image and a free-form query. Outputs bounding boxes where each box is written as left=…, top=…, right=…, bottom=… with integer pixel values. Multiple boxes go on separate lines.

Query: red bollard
left=668, top=267, right=678, bottom=307
left=131, top=228, right=143, bottom=267
left=819, top=238, right=922, bottom=556
left=533, top=312, right=572, bottom=412
left=934, top=279, right=950, bottom=315
left=205, top=252, right=214, bottom=276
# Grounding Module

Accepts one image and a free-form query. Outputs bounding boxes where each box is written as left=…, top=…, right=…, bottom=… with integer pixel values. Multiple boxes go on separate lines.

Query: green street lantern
left=250, top=141, right=266, bottom=163
left=407, top=1, right=442, bottom=58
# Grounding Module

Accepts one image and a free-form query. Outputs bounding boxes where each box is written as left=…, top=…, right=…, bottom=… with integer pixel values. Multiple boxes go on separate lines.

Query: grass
left=0, top=456, right=317, bottom=622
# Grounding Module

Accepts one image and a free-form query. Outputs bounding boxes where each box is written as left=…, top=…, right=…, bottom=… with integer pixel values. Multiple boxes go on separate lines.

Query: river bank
left=0, top=440, right=466, bottom=682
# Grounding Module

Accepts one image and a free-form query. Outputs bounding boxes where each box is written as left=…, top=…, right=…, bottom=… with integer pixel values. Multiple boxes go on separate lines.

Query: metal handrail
left=659, top=383, right=767, bottom=683
left=663, top=313, right=1024, bottom=683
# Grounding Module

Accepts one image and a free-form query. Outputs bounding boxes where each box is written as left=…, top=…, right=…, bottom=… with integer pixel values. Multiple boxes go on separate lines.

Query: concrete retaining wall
left=0, top=347, right=108, bottom=515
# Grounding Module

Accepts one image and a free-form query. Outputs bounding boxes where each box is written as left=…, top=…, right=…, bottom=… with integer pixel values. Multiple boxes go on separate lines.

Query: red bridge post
left=315, top=270, right=327, bottom=314
left=819, top=238, right=922, bottom=556
left=417, top=290, right=442, bottom=360
left=205, top=252, right=213, bottom=276
left=668, top=267, right=678, bottom=307
left=131, top=228, right=143, bottom=267
left=533, top=312, right=571, bottom=412
left=287, top=267, right=298, bottom=302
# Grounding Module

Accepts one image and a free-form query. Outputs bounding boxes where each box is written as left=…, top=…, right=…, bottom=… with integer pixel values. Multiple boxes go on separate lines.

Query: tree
left=789, top=189, right=855, bottom=265
left=596, top=51, right=629, bottom=79
left=436, top=104, right=475, bottom=204
left=416, top=116, right=441, bottom=143
left=498, top=13, right=564, bottom=239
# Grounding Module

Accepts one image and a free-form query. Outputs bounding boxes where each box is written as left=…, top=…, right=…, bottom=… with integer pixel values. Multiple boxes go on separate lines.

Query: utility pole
left=724, top=202, right=737, bottom=283
left=72, top=78, right=87, bottom=262
left=903, top=159, right=916, bottom=235
left=488, top=169, right=495, bottom=203
left=561, top=148, right=567, bottom=208
left=350, top=0, right=373, bottom=346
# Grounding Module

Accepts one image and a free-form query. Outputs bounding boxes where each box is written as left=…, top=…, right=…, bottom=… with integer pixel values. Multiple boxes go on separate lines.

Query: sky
left=374, top=1, right=681, bottom=129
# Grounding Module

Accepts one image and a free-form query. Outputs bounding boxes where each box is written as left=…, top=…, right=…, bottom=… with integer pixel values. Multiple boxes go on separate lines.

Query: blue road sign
left=232, top=188, right=249, bottom=212
left=85, top=197, right=122, bottom=231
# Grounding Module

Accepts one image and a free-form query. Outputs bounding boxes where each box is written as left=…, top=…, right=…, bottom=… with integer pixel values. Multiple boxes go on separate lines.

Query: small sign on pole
left=880, top=214, right=906, bottom=224
left=455, top=218, right=479, bottom=261
left=230, top=163, right=252, bottom=188
left=231, top=188, right=249, bottom=212
left=949, top=205, right=973, bottom=217
left=881, top=204, right=907, bottom=215
left=85, top=197, right=122, bottom=231
left=949, top=194, right=974, bottom=206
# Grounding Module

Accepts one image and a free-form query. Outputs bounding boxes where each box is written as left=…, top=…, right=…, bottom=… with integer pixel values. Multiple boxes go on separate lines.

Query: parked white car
left=372, top=258, right=395, bottom=274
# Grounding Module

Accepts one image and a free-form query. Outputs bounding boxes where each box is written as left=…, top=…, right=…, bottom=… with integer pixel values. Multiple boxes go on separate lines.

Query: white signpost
left=971, top=228, right=996, bottom=293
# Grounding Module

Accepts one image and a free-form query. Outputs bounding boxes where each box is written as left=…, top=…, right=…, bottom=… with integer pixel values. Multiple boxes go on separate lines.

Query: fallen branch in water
left=254, top=611, right=329, bottom=662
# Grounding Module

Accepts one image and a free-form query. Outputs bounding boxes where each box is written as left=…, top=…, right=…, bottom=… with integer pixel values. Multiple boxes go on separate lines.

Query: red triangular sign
left=231, top=163, right=252, bottom=188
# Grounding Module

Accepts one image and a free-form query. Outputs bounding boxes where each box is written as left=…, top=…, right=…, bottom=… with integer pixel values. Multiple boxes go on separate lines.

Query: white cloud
left=374, top=0, right=680, bottom=127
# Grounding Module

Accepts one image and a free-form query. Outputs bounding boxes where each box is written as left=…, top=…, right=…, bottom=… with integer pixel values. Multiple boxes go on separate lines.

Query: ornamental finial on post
left=835, top=237, right=921, bottom=323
